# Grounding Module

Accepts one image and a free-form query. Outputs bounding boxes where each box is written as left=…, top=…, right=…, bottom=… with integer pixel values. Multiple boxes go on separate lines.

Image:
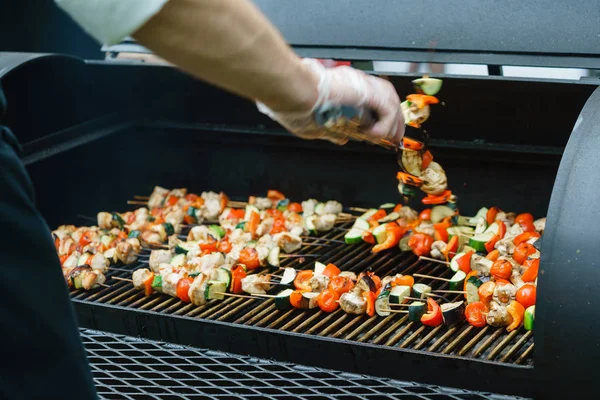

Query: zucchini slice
left=209, top=224, right=226, bottom=239
left=468, top=232, right=495, bottom=253
left=163, top=222, right=175, bottom=236
left=431, top=205, right=455, bottom=224
left=314, top=203, right=325, bottom=215
left=305, top=215, right=318, bottom=235
left=344, top=218, right=369, bottom=244
left=399, top=235, right=412, bottom=252
left=524, top=305, right=535, bottom=331
left=204, top=280, right=227, bottom=300
left=372, top=223, right=388, bottom=244
left=175, top=242, right=196, bottom=255
left=170, top=254, right=186, bottom=267
left=449, top=270, right=467, bottom=291
left=216, top=268, right=232, bottom=289
left=412, top=283, right=432, bottom=299
left=378, top=212, right=401, bottom=223
left=359, top=209, right=378, bottom=220
left=469, top=207, right=488, bottom=225
left=441, top=301, right=466, bottom=325
left=389, top=285, right=411, bottom=304
left=128, top=230, right=141, bottom=239
left=474, top=217, right=488, bottom=234
left=267, top=247, right=280, bottom=267
left=449, top=252, right=466, bottom=272
left=274, top=289, right=294, bottom=311
left=379, top=203, right=396, bottom=210
left=465, top=276, right=482, bottom=304
left=375, top=287, right=392, bottom=316
left=412, top=78, right=443, bottom=96
left=408, top=301, right=427, bottom=322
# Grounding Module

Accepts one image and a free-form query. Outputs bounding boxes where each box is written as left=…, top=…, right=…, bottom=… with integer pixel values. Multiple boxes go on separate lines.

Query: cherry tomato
left=79, top=231, right=93, bottom=246
left=176, top=277, right=194, bottom=303
left=317, top=289, right=340, bottom=313
left=513, top=242, right=536, bottom=264
left=185, top=193, right=199, bottom=202
left=328, top=276, right=355, bottom=296
left=228, top=208, right=245, bottom=220
left=166, top=195, right=178, bottom=206
left=267, top=190, right=286, bottom=201
left=270, top=218, right=286, bottom=235
left=200, top=241, right=218, bottom=253
left=408, top=233, right=434, bottom=256
left=294, top=270, right=313, bottom=291
left=290, top=290, right=305, bottom=308
left=239, top=248, right=261, bottom=270
left=516, top=284, right=536, bottom=309
left=490, top=259, right=512, bottom=280
left=465, top=302, right=488, bottom=328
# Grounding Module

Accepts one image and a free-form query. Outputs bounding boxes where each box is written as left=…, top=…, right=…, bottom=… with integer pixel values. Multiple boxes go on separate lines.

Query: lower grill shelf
left=82, top=328, right=527, bottom=400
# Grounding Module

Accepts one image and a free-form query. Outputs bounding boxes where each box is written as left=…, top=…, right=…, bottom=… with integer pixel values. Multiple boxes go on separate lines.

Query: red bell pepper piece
left=442, top=235, right=459, bottom=262
left=362, top=229, right=376, bottom=244
left=393, top=204, right=403, bottom=213
left=513, top=242, right=537, bottom=264
left=402, top=137, right=425, bottom=151
left=143, top=272, right=155, bottom=296
left=408, top=233, right=434, bottom=257
left=465, top=302, right=487, bottom=328
left=521, top=259, right=539, bottom=282
left=419, top=209, right=432, bottom=221
left=368, top=209, right=387, bottom=222
left=230, top=265, right=247, bottom=294
left=397, top=172, right=424, bottom=186
left=486, top=207, right=499, bottom=225
left=267, top=190, right=286, bottom=201
left=372, top=223, right=406, bottom=253
left=421, top=297, right=443, bottom=327
left=364, top=291, right=376, bottom=317
left=513, top=231, right=541, bottom=246
left=422, top=190, right=453, bottom=205
left=406, top=94, right=440, bottom=109
left=422, top=150, right=433, bottom=169
left=456, top=250, right=473, bottom=273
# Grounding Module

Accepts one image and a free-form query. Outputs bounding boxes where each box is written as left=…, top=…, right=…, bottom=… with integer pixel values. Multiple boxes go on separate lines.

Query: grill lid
left=252, top=0, right=600, bottom=69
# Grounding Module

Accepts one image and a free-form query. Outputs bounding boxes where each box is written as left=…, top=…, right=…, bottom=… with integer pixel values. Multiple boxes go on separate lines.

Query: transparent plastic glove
left=257, top=58, right=404, bottom=146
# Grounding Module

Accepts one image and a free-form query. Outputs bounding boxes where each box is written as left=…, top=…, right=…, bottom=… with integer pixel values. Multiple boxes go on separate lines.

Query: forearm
left=133, top=0, right=319, bottom=112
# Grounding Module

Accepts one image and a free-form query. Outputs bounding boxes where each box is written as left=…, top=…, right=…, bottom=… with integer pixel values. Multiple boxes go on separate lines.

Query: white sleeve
left=56, top=0, right=170, bottom=45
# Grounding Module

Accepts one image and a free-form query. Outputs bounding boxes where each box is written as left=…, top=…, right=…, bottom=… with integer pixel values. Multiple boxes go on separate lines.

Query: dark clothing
left=0, top=86, right=97, bottom=399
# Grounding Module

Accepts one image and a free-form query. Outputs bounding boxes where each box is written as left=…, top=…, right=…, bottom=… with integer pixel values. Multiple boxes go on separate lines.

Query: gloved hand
left=257, top=58, right=404, bottom=145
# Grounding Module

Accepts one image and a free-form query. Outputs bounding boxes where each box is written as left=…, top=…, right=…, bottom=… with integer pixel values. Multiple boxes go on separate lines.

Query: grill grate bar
left=500, top=331, right=533, bottom=363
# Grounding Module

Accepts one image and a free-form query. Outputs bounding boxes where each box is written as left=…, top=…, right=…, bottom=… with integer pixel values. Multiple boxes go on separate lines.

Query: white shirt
left=55, top=0, right=169, bottom=45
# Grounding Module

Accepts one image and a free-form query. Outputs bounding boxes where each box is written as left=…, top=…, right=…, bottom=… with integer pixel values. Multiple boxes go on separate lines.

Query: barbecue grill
left=2, top=2, right=600, bottom=398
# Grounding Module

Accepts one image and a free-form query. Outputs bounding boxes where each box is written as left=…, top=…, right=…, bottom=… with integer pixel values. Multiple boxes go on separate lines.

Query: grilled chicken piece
left=58, top=237, right=76, bottom=257
left=53, top=225, right=77, bottom=240
left=132, top=268, right=153, bottom=290
left=257, top=234, right=277, bottom=250
left=165, top=208, right=184, bottom=227
left=401, top=148, right=423, bottom=177
left=339, top=292, right=367, bottom=314
left=128, top=207, right=149, bottom=231
left=397, top=206, right=419, bottom=224
left=486, top=301, right=510, bottom=327
left=168, top=235, right=183, bottom=250
left=187, top=226, right=211, bottom=242
left=188, top=274, right=209, bottom=306
left=83, top=270, right=105, bottom=290
left=256, top=218, right=274, bottom=237
left=339, top=271, right=357, bottom=281
left=470, top=255, right=493, bottom=276
left=421, top=162, right=447, bottom=195
left=301, top=199, right=318, bottom=217
left=162, top=270, right=185, bottom=297
left=314, top=214, right=336, bottom=232
left=149, top=250, right=172, bottom=272
left=430, top=241, right=446, bottom=260
left=148, top=186, right=169, bottom=209
left=534, top=218, right=546, bottom=234
left=115, top=239, right=140, bottom=265
left=187, top=252, right=225, bottom=276
left=273, top=232, right=302, bottom=253
left=226, top=245, right=243, bottom=266
left=63, top=251, right=81, bottom=269
left=97, top=212, right=113, bottom=230
left=310, top=275, right=330, bottom=292
left=229, top=229, right=252, bottom=247
left=89, top=253, right=109, bottom=272
left=67, top=265, right=104, bottom=290
left=200, top=191, right=221, bottom=220
left=402, top=101, right=431, bottom=126
left=493, top=283, right=517, bottom=305
left=167, top=188, right=187, bottom=199
left=254, top=197, right=273, bottom=210
left=218, top=208, right=239, bottom=231
left=241, top=274, right=272, bottom=295
left=322, top=201, right=343, bottom=215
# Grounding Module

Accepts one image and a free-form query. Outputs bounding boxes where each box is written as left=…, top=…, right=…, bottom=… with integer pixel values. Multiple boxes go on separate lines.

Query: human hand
left=257, top=58, right=404, bottom=145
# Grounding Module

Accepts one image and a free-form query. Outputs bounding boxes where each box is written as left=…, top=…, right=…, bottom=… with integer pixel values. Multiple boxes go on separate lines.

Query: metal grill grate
left=72, top=221, right=534, bottom=366
left=81, top=328, right=528, bottom=400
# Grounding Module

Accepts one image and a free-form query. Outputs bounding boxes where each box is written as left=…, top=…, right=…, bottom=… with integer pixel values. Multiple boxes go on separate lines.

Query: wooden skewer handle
left=413, top=273, right=451, bottom=282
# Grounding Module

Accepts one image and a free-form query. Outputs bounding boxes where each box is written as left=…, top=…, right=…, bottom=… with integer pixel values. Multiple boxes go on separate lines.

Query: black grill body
left=1, top=52, right=600, bottom=399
